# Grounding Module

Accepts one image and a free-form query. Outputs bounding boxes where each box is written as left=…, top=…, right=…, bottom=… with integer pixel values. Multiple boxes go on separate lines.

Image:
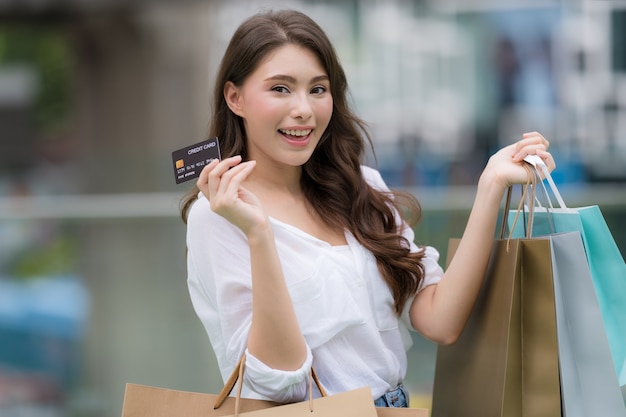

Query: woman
left=181, top=9, right=554, bottom=407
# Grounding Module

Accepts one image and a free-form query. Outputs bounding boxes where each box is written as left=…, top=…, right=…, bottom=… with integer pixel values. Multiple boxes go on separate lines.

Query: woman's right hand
left=197, top=155, right=267, bottom=237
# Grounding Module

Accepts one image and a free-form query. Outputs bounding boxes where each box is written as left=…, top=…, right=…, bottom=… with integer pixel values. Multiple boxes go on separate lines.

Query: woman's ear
left=224, top=81, right=244, bottom=117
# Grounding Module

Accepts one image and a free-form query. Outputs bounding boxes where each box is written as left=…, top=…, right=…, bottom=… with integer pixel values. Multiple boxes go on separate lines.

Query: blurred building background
left=0, top=0, right=624, bottom=416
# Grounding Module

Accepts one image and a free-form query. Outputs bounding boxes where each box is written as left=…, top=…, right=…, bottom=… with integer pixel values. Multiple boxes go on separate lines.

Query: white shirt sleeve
left=243, top=346, right=313, bottom=402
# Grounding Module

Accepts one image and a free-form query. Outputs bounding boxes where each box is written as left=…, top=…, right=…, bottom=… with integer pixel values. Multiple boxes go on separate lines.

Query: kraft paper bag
left=431, top=237, right=561, bottom=417
left=120, top=384, right=428, bottom=417
left=121, top=383, right=276, bottom=417
left=122, top=371, right=377, bottom=417
left=121, top=354, right=428, bottom=417
left=546, top=232, right=626, bottom=416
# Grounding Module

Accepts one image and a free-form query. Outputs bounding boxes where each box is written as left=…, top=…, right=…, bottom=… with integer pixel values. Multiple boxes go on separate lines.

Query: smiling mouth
left=278, top=129, right=312, bottom=138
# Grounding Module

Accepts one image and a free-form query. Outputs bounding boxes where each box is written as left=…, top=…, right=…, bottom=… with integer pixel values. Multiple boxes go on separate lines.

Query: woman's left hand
left=483, top=131, right=556, bottom=189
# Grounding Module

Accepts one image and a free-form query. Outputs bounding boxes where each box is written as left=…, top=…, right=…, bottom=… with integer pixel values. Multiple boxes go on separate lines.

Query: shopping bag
left=432, top=176, right=562, bottom=417
left=431, top=237, right=561, bottom=417
left=546, top=231, right=626, bottom=416
left=121, top=383, right=276, bottom=417
left=508, top=162, right=626, bottom=387
left=121, top=354, right=376, bottom=417
left=121, top=354, right=428, bottom=417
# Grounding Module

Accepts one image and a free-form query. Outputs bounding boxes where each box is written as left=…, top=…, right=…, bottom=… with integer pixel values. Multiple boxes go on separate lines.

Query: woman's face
left=225, top=44, right=333, bottom=170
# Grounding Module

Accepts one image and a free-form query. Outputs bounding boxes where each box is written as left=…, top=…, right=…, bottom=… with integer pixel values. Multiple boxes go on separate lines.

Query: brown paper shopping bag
left=431, top=178, right=562, bottom=417
left=122, top=354, right=376, bottom=417
left=433, top=239, right=561, bottom=417
left=431, top=237, right=561, bottom=417
left=121, top=354, right=428, bottom=417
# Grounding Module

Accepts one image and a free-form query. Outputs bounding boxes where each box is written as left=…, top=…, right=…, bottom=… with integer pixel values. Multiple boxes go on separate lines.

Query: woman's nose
left=291, top=93, right=313, bottom=120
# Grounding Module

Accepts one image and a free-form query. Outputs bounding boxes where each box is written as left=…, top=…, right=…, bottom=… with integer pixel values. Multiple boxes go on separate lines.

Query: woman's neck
left=244, top=163, right=303, bottom=196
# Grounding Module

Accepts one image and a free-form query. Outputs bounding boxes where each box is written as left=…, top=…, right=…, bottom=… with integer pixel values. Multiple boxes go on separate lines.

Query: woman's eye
left=271, top=85, right=290, bottom=93
left=310, top=86, right=327, bottom=94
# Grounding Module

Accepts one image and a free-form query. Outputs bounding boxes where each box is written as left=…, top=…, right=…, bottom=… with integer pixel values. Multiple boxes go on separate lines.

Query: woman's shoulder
left=187, top=192, right=212, bottom=222
left=186, top=192, right=235, bottom=232
left=186, top=192, right=247, bottom=250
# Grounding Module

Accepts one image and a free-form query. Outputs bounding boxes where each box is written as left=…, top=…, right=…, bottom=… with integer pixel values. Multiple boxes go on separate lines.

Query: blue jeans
left=374, top=384, right=409, bottom=408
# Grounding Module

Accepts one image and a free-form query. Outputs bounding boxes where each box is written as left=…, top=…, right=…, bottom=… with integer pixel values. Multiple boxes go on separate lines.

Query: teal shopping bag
left=508, top=161, right=626, bottom=388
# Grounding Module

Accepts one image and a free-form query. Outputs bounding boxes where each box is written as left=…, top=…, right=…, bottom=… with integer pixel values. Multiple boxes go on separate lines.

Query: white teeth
left=280, top=129, right=311, bottom=137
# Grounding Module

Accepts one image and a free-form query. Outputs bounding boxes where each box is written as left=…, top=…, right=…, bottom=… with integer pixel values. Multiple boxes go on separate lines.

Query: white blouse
left=186, top=166, right=443, bottom=402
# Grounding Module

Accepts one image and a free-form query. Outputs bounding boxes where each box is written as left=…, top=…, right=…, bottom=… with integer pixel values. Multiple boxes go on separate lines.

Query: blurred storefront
left=0, top=0, right=624, bottom=415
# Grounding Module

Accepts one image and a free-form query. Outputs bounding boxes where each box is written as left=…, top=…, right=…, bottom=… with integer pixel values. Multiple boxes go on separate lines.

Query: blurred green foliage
left=0, top=25, right=74, bottom=134
left=8, top=233, right=78, bottom=279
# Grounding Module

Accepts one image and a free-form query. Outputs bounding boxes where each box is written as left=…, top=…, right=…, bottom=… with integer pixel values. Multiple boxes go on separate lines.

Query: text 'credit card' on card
left=171, top=137, right=221, bottom=184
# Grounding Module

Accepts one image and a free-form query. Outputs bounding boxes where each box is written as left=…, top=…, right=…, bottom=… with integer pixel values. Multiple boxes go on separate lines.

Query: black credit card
left=171, top=137, right=221, bottom=184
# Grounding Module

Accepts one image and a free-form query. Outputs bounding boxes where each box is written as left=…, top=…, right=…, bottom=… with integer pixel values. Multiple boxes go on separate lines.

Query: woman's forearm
left=246, top=225, right=308, bottom=370
left=411, top=170, right=507, bottom=344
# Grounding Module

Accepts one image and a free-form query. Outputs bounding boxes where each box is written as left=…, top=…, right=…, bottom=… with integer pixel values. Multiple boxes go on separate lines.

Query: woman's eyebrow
left=264, top=74, right=329, bottom=83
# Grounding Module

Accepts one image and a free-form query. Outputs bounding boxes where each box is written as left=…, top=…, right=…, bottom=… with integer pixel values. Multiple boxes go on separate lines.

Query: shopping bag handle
left=213, top=354, right=327, bottom=413
left=523, top=154, right=568, bottom=209
left=500, top=162, right=536, bottom=241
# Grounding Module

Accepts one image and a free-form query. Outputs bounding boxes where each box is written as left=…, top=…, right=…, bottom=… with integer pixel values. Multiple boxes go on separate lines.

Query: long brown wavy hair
left=180, top=9, right=425, bottom=315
